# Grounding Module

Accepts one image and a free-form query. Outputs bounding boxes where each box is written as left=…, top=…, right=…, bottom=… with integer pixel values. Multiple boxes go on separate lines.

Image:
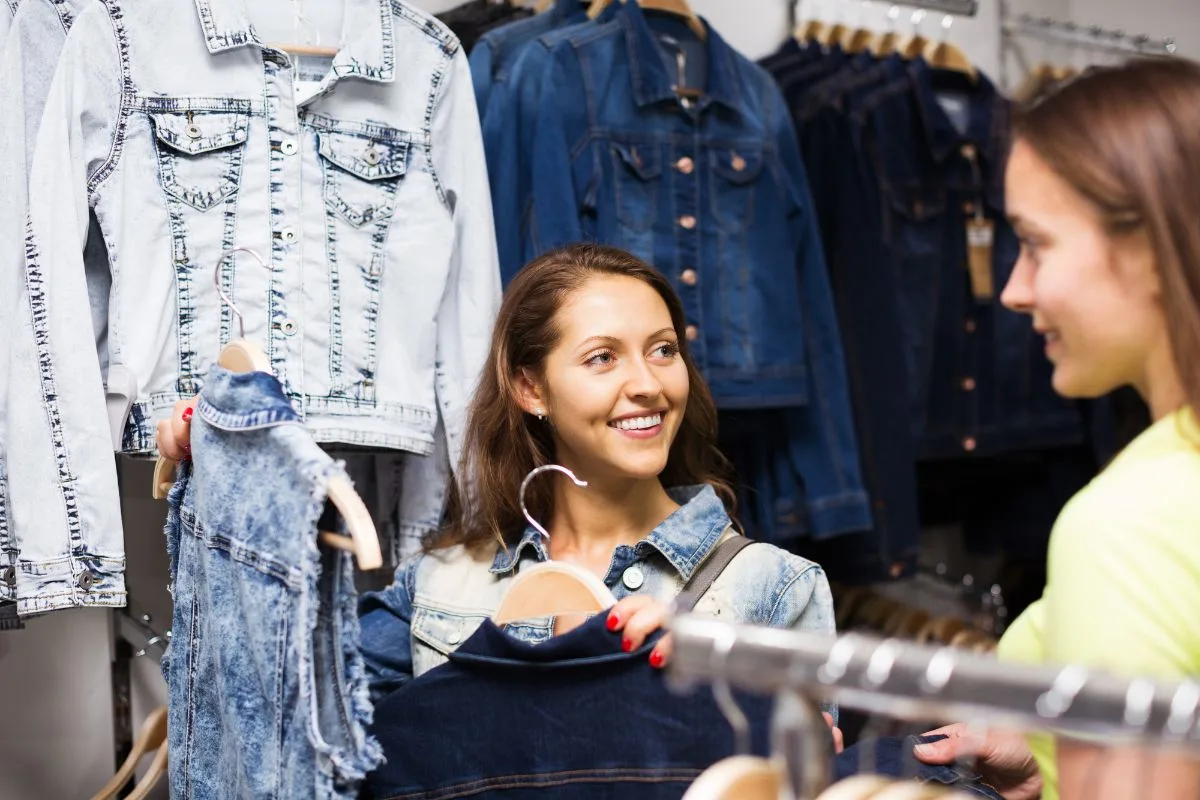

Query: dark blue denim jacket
left=857, top=61, right=1084, bottom=459
left=364, top=615, right=776, bottom=799
left=527, top=1, right=838, bottom=410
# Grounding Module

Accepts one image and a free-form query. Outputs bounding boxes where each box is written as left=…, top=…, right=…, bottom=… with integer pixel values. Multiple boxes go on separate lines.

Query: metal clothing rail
left=1004, top=13, right=1176, bottom=56
left=886, top=0, right=978, bottom=18
left=668, top=615, right=1200, bottom=749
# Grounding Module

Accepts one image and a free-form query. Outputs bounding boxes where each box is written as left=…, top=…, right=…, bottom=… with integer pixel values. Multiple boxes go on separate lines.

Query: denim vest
left=359, top=484, right=836, bottom=701
left=162, top=366, right=381, bottom=799
left=4, top=0, right=498, bottom=611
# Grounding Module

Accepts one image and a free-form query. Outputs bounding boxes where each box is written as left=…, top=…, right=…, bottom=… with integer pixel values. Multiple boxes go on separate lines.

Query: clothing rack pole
left=873, top=0, right=978, bottom=18
left=668, top=615, right=1200, bottom=748
left=1003, top=13, right=1177, bottom=57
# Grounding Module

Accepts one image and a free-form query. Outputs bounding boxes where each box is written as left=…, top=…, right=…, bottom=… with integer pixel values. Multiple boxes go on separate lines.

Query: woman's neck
left=1138, top=336, right=1188, bottom=421
left=544, top=477, right=680, bottom=574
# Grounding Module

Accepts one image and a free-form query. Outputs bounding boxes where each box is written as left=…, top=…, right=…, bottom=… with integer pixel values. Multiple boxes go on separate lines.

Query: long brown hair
left=434, top=243, right=735, bottom=553
left=1014, top=58, right=1200, bottom=418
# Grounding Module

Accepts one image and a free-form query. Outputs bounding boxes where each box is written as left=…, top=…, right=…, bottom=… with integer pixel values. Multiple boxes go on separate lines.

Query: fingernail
left=181, top=407, right=193, bottom=422
left=621, top=637, right=633, bottom=652
left=649, top=650, right=665, bottom=669
left=182, top=442, right=191, bottom=454
left=606, top=613, right=621, bottom=632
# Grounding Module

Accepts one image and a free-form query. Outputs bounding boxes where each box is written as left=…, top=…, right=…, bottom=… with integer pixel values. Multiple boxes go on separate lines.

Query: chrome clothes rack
left=668, top=615, right=1200, bottom=749
left=1004, top=12, right=1177, bottom=57
left=884, top=0, right=977, bottom=17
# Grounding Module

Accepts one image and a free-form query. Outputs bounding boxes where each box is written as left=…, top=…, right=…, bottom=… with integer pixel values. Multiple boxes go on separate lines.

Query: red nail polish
left=649, top=650, right=665, bottom=669
left=621, top=637, right=633, bottom=652
left=606, top=614, right=620, bottom=632
left=181, top=407, right=193, bottom=422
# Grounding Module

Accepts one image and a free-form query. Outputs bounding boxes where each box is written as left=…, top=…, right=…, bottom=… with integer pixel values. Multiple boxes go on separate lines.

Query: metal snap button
left=77, top=570, right=95, bottom=591
left=961, top=377, right=977, bottom=392
left=730, top=152, right=746, bottom=172
left=280, top=139, right=298, bottom=156
left=675, top=156, right=694, bottom=174
left=185, top=124, right=202, bottom=140
left=280, top=319, right=298, bottom=336
left=678, top=215, right=696, bottom=230
left=2, top=567, right=15, bottom=586
left=447, top=628, right=462, bottom=645
left=280, top=228, right=297, bottom=244
left=685, top=324, right=699, bottom=342
left=962, top=436, right=978, bottom=452
left=680, top=269, right=698, bottom=286
left=364, top=147, right=381, bottom=166
left=622, top=565, right=645, bottom=591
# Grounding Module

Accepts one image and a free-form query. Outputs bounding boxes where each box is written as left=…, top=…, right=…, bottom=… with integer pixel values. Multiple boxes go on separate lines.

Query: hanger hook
left=940, top=13, right=953, bottom=41
left=213, top=246, right=271, bottom=340
left=709, top=627, right=752, bottom=755
left=519, top=464, right=588, bottom=540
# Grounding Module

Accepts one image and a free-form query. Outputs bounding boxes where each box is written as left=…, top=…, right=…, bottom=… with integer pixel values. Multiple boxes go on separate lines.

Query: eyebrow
left=572, top=328, right=677, bottom=354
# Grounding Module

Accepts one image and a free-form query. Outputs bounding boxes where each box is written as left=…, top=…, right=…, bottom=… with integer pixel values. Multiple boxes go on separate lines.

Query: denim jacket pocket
left=410, top=602, right=488, bottom=677
left=317, top=129, right=407, bottom=228
left=885, top=184, right=946, bottom=260
left=149, top=110, right=250, bottom=212
left=610, top=140, right=660, bottom=234
left=709, top=146, right=765, bottom=232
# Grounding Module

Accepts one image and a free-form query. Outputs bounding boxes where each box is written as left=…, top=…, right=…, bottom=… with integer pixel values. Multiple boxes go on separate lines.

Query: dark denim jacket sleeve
left=358, top=561, right=419, bottom=703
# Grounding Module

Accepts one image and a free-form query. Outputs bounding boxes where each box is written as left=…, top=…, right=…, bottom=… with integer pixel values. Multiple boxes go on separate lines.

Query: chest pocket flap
left=317, top=130, right=409, bottom=181
left=612, top=141, right=661, bottom=181
left=711, top=146, right=764, bottom=184
left=151, top=110, right=249, bottom=155
left=411, top=604, right=487, bottom=656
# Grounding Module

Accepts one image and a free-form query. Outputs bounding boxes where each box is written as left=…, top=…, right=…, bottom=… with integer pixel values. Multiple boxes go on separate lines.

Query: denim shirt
left=358, top=484, right=835, bottom=701
left=858, top=61, right=1084, bottom=459
left=526, top=2, right=837, bottom=410
left=4, top=0, right=499, bottom=610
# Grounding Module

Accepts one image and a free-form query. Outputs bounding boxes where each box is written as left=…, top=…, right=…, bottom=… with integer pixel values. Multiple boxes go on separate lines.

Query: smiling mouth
left=608, top=413, right=664, bottom=432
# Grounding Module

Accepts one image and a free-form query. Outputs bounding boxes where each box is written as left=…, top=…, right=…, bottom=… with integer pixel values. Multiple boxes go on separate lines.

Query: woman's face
left=521, top=275, right=689, bottom=485
left=1001, top=139, right=1163, bottom=399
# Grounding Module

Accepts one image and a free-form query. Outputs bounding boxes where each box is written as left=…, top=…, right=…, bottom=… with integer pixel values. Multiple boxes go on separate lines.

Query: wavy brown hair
left=1015, top=58, right=1200, bottom=419
left=433, top=243, right=736, bottom=553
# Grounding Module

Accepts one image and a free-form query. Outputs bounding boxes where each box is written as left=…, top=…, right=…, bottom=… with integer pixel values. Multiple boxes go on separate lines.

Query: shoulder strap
left=673, top=531, right=755, bottom=614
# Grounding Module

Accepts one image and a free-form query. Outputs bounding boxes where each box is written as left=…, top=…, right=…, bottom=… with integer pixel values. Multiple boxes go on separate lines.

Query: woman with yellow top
left=914, top=58, right=1200, bottom=800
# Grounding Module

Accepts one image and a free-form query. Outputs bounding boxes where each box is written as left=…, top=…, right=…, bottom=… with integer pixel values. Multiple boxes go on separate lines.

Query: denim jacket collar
left=549, top=0, right=590, bottom=27
left=489, top=484, right=731, bottom=581
left=194, top=0, right=396, bottom=82
left=618, top=0, right=740, bottom=115
left=195, top=366, right=302, bottom=432
left=909, top=58, right=1000, bottom=166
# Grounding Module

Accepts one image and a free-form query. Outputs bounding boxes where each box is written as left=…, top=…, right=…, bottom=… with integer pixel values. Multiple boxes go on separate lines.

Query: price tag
left=966, top=217, right=995, bottom=302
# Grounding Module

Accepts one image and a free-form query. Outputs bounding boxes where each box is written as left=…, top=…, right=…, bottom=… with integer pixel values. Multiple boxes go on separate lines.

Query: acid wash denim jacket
left=358, top=484, right=836, bottom=701
left=4, top=0, right=498, bottom=612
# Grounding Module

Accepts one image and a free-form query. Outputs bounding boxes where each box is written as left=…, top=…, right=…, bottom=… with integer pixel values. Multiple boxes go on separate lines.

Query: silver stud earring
left=536, top=408, right=546, bottom=421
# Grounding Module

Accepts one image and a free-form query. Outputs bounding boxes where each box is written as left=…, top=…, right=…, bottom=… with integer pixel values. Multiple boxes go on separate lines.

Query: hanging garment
left=162, top=365, right=382, bottom=799
left=435, top=0, right=533, bottom=56
left=3, top=0, right=499, bottom=612
left=363, top=614, right=776, bottom=800
left=836, top=735, right=1005, bottom=799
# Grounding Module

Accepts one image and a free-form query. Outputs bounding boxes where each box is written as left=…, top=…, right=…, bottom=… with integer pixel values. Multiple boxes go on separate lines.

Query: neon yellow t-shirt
left=997, top=408, right=1200, bottom=800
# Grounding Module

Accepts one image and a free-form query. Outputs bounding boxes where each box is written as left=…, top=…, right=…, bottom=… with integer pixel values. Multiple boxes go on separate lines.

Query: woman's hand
left=605, top=595, right=673, bottom=669
left=914, top=723, right=1042, bottom=800
left=156, top=398, right=196, bottom=461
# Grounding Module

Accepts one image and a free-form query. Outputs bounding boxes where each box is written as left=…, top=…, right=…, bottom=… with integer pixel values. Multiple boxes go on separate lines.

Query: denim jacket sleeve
left=430, top=48, right=503, bottom=472
left=4, top=3, right=126, bottom=613
left=359, top=558, right=420, bottom=703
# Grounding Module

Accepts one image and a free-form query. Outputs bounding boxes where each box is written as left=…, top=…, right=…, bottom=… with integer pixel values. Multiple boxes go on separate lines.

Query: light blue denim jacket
left=3, top=0, right=498, bottom=612
left=359, top=484, right=836, bottom=701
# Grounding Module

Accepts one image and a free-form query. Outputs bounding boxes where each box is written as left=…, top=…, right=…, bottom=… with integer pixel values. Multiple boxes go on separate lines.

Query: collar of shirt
left=908, top=58, right=1005, bottom=168
left=489, top=484, right=731, bottom=582
left=449, top=614, right=662, bottom=670
left=193, top=0, right=396, bottom=83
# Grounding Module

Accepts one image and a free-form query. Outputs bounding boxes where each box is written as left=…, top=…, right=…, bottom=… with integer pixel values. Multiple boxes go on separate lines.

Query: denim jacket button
left=621, top=565, right=645, bottom=590
left=680, top=269, right=698, bottom=286
left=76, top=570, right=95, bottom=591
left=674, top=156, right=694, bottom=174
left=961, top=377, right=976, bottom=392
left=185, top=124, right=202, bottom=140
left=280, top=139, right=298, bottom=156
left=2, top=567, right=15, bottom=586
left=961, top=436, right=978, bottom=452
left=280, top=228, right=297, bottom=244
left=447, top=629, right=462, bottom=645
left=280, top=319, right=299, bottom=337
left=364, top=147, right=382, bottom=166
left=964, top=319, right=977, bottom=334
left=678, top=215, right=696, bottom=230
left=730, top=153, right=746, bottom=172
left=685, top=325, right=699, bottom=342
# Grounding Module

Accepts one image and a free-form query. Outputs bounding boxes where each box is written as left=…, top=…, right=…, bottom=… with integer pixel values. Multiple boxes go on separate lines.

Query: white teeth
left=612, top=414, right=662, bottom=431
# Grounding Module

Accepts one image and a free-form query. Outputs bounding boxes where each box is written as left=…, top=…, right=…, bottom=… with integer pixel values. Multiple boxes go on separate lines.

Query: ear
left=513, top=368, right=547, bottom=417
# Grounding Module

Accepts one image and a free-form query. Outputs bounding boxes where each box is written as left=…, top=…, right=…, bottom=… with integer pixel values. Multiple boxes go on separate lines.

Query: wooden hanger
left=90, top=706, right=168, bottom=800
left=152, top=247, right=382, bottom=571
left=924, top=38, right=977, bottom=81
left=491, top=465, right=618, bottom=626
left=817, top=22, right=851, bottom=48
left=681, top=755, right=781, bottom=800
left=267, top=6, right=338, bottom=57
left=813, top=775, right=893, bottom=799
left=588, top=0, right=706, bottom=40
left=797, top=18, right=828, bottom=43
left=846, top=26, right=879, bottom=54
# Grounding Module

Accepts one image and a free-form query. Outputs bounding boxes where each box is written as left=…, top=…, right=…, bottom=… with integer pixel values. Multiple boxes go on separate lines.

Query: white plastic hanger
left=682, top=628, right=783, bottom=800
left=151, top=247, right=381, bottom=571
left=492, top=465, right=618, bottom=625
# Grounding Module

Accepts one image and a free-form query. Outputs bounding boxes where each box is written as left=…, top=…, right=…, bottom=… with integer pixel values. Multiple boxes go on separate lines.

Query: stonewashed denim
left=0, top=0, right=123, bottom=613
left=365, top=615, right=778, bottom=800
left=358, top=484, right=836, bottom=701
left=162, top=365, right=382, bottom=799
left=835, top=735, right=1004, bottom=800
left=4, top=0, right=498, bottom=612
left=527, top=1, right=836, bottom=410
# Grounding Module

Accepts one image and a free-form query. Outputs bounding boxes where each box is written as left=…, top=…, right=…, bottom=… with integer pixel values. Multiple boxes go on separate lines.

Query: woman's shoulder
left=405, top=541, right=508, bottom=612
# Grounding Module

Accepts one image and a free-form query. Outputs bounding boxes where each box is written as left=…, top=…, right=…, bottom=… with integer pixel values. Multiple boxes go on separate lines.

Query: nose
left=1000, top=253, right=1035, bottom=315
left=624, top=354, right=664, bottom=400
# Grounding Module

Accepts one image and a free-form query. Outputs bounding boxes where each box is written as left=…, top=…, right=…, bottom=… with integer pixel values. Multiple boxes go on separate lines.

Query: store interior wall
left=0, top=1, right=1190, bottom=797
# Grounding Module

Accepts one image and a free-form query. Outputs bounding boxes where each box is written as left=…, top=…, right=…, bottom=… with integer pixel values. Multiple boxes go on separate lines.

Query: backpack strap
left=673, top=529, right=756, bottom=614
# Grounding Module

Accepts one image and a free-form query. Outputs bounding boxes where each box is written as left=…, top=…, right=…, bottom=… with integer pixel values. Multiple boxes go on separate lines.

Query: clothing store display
left=835, top=736, right=1004, bottom=800
left=998, top=406, right=1200, bottom=800
left=436, top=0, right=533, bottom=54
left=359, top=484, right=835, bottom=700
left=2, top=0, right=499, bottom=612
left=162, top=365, right=382, bottom=799
left=365, top=615, right=777, bottom=800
